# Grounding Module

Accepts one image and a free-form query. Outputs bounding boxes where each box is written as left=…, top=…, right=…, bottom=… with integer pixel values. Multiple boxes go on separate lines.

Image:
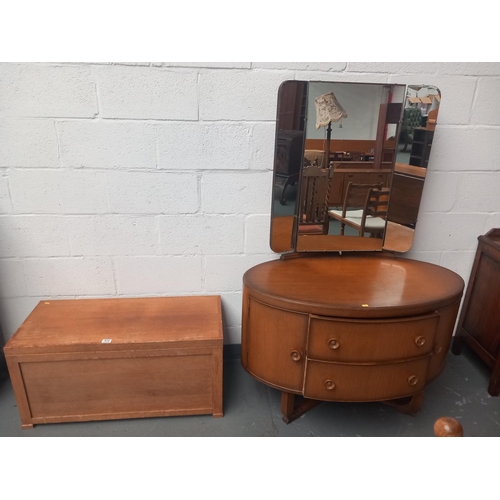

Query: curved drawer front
left=244, top=297, right=308, bottom=392
left=307, top=313, right=439, bottom=363
left=304, top=357, right=430, bottom=402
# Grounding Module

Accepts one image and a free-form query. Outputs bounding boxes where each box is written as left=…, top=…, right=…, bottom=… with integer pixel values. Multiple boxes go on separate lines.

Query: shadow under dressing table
left=241, top=80, right=464, bottom=423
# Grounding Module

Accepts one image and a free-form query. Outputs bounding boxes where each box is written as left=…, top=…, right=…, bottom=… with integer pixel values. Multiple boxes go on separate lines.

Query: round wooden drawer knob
left=328, top=338, right=340, bottom=350
left=408, top=375, right=419, bottom=386
left=415, top=336, right=426, bottom=347
left=324, top=379, right=336, bottom=390
left=290, top=350, right=302, bottom=362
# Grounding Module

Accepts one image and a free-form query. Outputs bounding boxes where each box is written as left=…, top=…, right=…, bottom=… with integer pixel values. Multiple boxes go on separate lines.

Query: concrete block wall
left=0, top=62, right=499, bottom=345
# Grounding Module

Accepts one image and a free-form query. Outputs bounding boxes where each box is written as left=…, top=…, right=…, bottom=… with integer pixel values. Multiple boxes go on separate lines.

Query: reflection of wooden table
left=329, top=152, right=375, bottom=162
left=395, top=163, right=427, bottom=178
left=388, top=163, right=426, bottom=228
left=329, top=165, right=392, bottom=206
left=242, top=254, right=464, bottom=423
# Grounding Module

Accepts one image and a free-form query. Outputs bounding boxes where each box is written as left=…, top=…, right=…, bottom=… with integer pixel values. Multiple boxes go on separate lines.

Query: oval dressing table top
left=243, top=253, right=464, bottom=319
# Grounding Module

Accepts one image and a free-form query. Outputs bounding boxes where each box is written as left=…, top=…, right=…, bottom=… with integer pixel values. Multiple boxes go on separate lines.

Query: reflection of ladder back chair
left=328, top=182, right=390, bottom=238
left=299, top=166, right=334, bottom=235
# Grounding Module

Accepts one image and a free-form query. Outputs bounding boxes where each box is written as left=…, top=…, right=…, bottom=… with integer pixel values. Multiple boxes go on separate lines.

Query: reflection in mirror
left=270, top=81, right=307, bottom=252
left=297, top=81, right=404, bottom=252
left=386, top=85, right=441, bottom=252
left=269, top=80, right=441, bottom=255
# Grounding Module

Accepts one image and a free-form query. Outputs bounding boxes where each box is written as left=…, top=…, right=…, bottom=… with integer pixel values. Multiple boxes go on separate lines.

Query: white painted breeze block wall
left=0, top=62, right=499, bottom=344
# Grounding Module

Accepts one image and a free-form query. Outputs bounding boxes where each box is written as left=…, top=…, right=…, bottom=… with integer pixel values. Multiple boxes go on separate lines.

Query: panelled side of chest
left=5, top=342, right=223, bottom=428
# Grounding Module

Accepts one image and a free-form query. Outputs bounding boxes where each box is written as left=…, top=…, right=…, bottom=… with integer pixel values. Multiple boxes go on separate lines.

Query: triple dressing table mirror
left=242, top=80, right=465, bottom=424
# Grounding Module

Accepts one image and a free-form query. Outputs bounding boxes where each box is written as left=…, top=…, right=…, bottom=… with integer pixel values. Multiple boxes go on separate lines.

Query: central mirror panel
left=270, top=80, right=441, bottom=254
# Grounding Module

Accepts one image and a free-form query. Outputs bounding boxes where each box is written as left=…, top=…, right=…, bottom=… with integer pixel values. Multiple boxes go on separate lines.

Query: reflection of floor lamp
left=314, top=92, right=348, bottom=168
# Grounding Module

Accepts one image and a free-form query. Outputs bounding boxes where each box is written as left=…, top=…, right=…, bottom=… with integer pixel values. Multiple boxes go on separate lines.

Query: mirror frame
left=270, top=80, right=441, bottom=255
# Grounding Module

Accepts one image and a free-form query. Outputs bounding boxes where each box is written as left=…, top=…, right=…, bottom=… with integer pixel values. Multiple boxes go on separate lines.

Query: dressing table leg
left=382, top=391, right=424, bottom=415
left=280, top=391, right=322, bottom=424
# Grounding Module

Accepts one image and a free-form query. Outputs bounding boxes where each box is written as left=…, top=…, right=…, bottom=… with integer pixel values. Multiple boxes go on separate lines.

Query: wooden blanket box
left=4, top=296, right=223, bottom=429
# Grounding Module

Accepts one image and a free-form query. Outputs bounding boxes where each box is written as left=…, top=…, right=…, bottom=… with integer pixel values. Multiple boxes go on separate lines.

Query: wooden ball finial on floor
left=434, top=417, right=464, bottom=437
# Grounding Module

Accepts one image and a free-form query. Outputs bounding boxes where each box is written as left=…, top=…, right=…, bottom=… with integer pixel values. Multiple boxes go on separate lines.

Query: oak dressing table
left=242, top=81, right=464, bottom=423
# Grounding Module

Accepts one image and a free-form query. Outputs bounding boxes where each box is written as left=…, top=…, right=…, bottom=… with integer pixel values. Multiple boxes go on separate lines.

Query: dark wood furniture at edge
left=452, top=229, right=500, bottom=396
left=275, top=130, right=303, bottom=205
left=410, top=127, right=434, bottom=167
left=4, top=296, right=224, bottom=429
left=242, top=253, right=464, bottom=423
left=274, top=81, right=307, bottom=205
left=390, top=163, right=426, bottom=228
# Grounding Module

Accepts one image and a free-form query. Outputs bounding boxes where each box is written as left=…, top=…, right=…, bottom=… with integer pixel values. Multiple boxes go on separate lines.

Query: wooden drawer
left=304, top=357, right=430, bottom=402
left=307, top=313, right=439, bottom=363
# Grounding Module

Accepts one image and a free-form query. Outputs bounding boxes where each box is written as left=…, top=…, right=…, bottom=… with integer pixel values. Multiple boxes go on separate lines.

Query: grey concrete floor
left=1, top=347, right=499, bottom=437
